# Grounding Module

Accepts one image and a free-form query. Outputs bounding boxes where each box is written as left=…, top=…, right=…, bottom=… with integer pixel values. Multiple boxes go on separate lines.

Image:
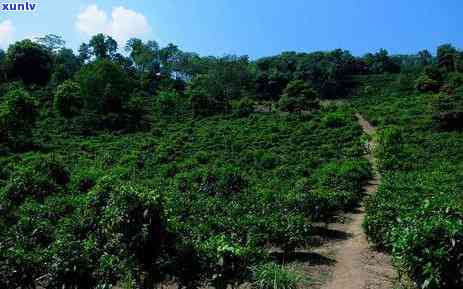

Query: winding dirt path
left=318, top=114, right=396, bottom=289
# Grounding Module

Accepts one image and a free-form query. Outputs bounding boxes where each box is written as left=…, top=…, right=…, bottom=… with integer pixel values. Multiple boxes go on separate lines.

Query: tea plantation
left=0, top=107, right=371, bottom=288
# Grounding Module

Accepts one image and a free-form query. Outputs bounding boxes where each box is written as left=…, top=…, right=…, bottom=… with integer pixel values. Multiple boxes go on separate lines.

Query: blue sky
left=0, top=0, right=462, bottom=58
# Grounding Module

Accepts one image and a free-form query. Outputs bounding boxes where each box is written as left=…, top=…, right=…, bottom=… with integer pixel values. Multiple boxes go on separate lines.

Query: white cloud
left=0, top=20, right=14, bottom=48
left=76, top=4, right=108, bottom=36
left=76, top=4, right=151, bottom=45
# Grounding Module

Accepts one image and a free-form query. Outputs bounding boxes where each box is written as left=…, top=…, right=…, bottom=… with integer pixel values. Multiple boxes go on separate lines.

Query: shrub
left=54, top=80, right=83, bottom=118
left=362, top=85, right=377, bottom=96
left=0, top=87, right=38, bottom=150
left=0, top=155, right=69, bottom=204
left=390, top=207, right=463, bottom=289
left=432, top=88, right=463, bottom=130
left=188, top=74, right=230, bottom=117
left=441, top=72, right=463, bottom=94
left=313, top=160, right=371, bottom=194
left=321, top=111, right=349, bottom=128
left=232, top=97, right=255, bottom=117
left=157, top=90, right=181, bottom=115
left=278, top=80, right=320, bottom=113
left=415, top=74, right=441, bottom=92
left=375, top=127, right=406, bottom=171
left=126, top=89, right=151, bottom=130
left=396, top=73, right=417, bottom=91
left=197, top=165, right=248, bottom=197
left=364, top=173, right=463, bottom=289
left=424, top=65, right=443, bottom=82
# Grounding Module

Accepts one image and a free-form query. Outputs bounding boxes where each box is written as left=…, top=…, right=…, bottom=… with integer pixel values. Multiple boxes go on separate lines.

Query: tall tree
left=78, top=43, right=91, bottom=64
left=35, top=34, right=66, bottom=52
left=52, top=48, right=81, bottom=83
left=437, top=44, right=458, bottom=73
left=88, top=34, right=118, bottom=60
left=418, top=50, right=433, bottom=66
left=6, top=39, right=53, bottom=85
left=125, top=38, right=158, bottom=73
left=0, top=49, right=6, bottom=84
left=160, top=43, right=181, bottom=76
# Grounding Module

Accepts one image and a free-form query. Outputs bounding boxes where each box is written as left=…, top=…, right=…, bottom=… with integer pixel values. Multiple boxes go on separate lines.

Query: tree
left=125, top=89, right=152, bottom=130
left=0, top=87, right=38, bottom=150
left=54, top=80, right=83, bottom=118
left=415, top=65, right=443, bottom=92
left=160, top=43, right=182, bottom=76
left=0, top=49, right=6, bottom=84
left=125, top=38, right=158, bottom=73
left=363, top=49, right=400, bottom=74
left=188, top=74, right=229, bottom=117
left=278, top=80, right=320, bottom=113
left=418, top=50, right=433, bottom=66
left=35, top=34, right=66, bottom=52
left=113, top=53, right=137, bottom=78
left=437, top=44, right=458, bottom=73
left=432, top=87, right=463, bottom=130
left=78, top=43, right=91, bottom=64
left=52, top=48, right=81, bottom=83
left=6, top=39, right=53, bottom=85
left=89, top=34, right=118, bottom=60
left=77, top=59, right=131, bottom=114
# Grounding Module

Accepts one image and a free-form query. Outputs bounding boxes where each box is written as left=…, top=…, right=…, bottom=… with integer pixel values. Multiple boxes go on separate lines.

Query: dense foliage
left=1, top=32, right=461, bottom=289
left=354, top=57, right=463, bottom=288
left=0, top=108, right=370, bottom=288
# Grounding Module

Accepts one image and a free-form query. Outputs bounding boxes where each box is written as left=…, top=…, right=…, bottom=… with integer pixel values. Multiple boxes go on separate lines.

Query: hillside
left=1, top=37, right=463, bottom=289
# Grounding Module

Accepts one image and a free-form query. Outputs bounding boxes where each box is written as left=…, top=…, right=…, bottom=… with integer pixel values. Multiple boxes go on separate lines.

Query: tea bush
left=0, top=107, right=368, bottom=288
left=355, top=74, right=463, bottom=289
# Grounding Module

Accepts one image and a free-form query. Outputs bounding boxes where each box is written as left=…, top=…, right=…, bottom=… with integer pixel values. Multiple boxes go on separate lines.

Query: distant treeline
left=0, top=33, right=462, bottom=150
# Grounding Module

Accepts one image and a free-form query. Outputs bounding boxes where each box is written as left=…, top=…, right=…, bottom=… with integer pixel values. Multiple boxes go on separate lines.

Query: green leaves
left=54, top=80, right=83, bottom=118
left=357, top=74, right=463, bottom=289
left=0, top=108, right=368, bottom=289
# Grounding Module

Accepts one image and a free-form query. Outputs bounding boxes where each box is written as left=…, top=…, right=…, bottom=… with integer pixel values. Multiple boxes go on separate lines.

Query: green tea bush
left=356, top=74, right=463, bottom=289
left=441, top=72, right=463, bottom=93
left=375, top=126, right=410, bottom=171
left=390, top=203, right=463, bottom=289
left=396, top=73, right=417, bottom=92
left=313, top=160, right=371, bottom=194
left=363, top=173, right=424, bottom=247
left=321, top=111, right=350, bottom=128
left=157, top=90, right=181, bottom=115
left=0, top=109, right=368, bottom=289
left=232, top=97, right=255, bottom=117
left=364, top=173, right=463, bottom=289
left=431, top=88, right=463, bottom=130
left=1, top=159, right=65, bottom=205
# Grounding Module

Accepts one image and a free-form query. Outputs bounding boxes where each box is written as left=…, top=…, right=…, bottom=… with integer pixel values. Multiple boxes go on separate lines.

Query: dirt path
left=317, top=114, right=395, bottom=289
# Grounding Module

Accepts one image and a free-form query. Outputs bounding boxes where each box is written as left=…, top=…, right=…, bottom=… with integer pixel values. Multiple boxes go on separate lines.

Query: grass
left=252, top=263, right=311, bottom=289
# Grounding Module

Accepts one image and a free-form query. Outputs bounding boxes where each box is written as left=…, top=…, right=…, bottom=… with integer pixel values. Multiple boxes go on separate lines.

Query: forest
left=0, top=33, right=463, bottom=289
